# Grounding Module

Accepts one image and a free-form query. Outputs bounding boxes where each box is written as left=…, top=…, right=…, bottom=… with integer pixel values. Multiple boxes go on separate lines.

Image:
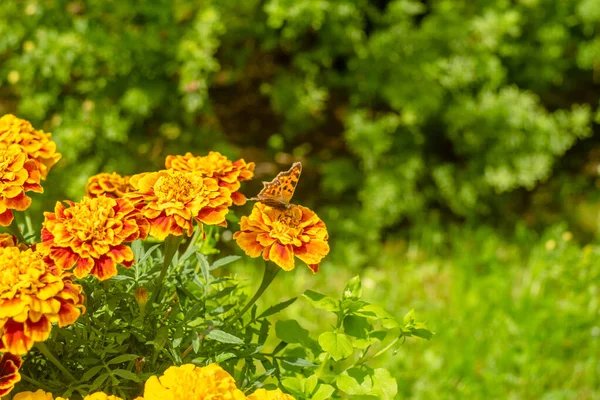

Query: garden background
left=1, top=0, right=600, bottom=398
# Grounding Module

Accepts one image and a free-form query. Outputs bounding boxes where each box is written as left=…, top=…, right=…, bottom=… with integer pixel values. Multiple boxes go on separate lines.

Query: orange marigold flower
left=0, top=114, right=61, bottom=179
left=126, top=169, right=232, bottom=240
left=13, top=390, right=57, bottom=400
left=247, top=388, right=296, bottom=400
left=0, top=247, right=85, bottom=355
left=38, top=196, right=149, bottom=280
left=0, top=145, right=43, bottom=226
left=0, top=352, right=22, bottom=397
left=166, top=151, right=255, bottom=205
left=86, top=172, right=133, bottom=199
left=233, top=203, right=329, bottom=273
left=0, top=233, right=27, bottom=250
left=142, top=363, right=245, bottom=400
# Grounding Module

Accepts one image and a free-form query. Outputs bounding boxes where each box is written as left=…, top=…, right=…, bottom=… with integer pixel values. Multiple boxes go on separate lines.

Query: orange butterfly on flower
left=235, top=161, right=329, bottom=273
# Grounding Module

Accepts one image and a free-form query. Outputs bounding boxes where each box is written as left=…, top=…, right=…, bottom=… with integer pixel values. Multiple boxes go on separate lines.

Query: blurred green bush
left=2, top=0, right=600, bottom=264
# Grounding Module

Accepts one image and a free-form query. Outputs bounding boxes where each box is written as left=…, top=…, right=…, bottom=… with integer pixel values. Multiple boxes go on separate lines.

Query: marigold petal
left=0, top=298, right=28, bottom=319
left=2, top=320, right=33, bottom=355
left=233, top=231, right=264, bottom=258
left=0, top=210, right=14, bottom=226
left=265, top=243, right=295, bottom=271
left=294, top=239, right=330, bottom=266
left=73, top=257, right=93, bottom=279
left=89, top=256, right=117, bottom=281
left=24, top=316, right=52, bottom=342
left=57, top=302, right=83, bottom=327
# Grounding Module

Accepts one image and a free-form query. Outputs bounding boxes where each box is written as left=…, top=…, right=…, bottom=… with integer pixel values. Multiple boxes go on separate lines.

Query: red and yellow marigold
left=0, top=233, right=27, bottom=250
left=0, top=352, right=22, bottom=397
left=86, top=172, right=133, bottom=199
left=248, top=388, right=295, bottom=400
left=0, top=145, right=43, bottom=226
left=126, top=169, right=232, bottom=240
left=234, top=203, right=329, bottom=273
left=38, top=196, right=149, bottom=280
left=0, top=114, right=61, bottom=180
left=0, top=247, right=85, bottom=355
left=165, top=151, right=255, bottom=205
left=141, top=363, right=245, bottom=400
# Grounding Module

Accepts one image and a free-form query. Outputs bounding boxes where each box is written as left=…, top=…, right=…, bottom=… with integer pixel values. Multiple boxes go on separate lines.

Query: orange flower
left=141, top=363, right=245, bottom=400
left=13, top=390, right=57, bottom=400
left=0, top=145, right=43, bottom=226
left=0, top=352, right=22, bottom=397
left=86, top=172, right=133, bottom=199
left=38, top=196, right=149, bottom=280
left=0, top=233, right=27, bottom=250
left=247, top=388, right=295, bottom=400
left=0, top=114, right=61, bottom=179
left=234, top=203, right=329, bottom=273
left=166, top=152, right=255, bottom=205
left=126, top=169, right=232, bottom=240
left=0, top=247, right=85, bottom=355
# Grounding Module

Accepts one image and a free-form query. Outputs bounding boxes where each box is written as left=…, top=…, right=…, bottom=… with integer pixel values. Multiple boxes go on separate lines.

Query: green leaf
left=371, top=368, right=398, bottom=400
left=205, top=329, right=244, bottom=344
left=343, top=275, right=362, bottom=300
left=112, top=369, right=141, bottom=382
left=336, top=368, right=372, bottom=395
left=282, top=377, right=304, bottom=395
left=343, top=315, right=370, bottom=339
left=275, top=320, right=310, bottom=346
left=215, top=352, right=236, bottom=363
left=79, top=365, right=104, bottom=382
left=318, top=332, right=353, bottom=361
left=303, top=290, right=339, bottom=312
left=281, top=357, right=318, bottom=367
left=305, top=374, right=318, bottom=394
left=210, top=255, right=241, bottom=270
left=258, top=297, right=297, bottom=318
left=196, top=253, right=211, bottom=283
left=89, top=373, right=110, bottom=392
left=311, top=384, right=336, bottom=400
left=107, top=354, right=139, bottom=365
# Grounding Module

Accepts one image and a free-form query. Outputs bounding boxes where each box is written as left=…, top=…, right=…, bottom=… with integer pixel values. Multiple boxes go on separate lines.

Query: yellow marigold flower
left=86, top=172, right=133, bottom=199
left=0, top=352, right=22, bottom=397
left=0, top=145, right=43, bottom=226
left=0, top=114, right=61, bottom=179
left=38, top=196, right=150, bottom=280
left=142, top=363, right=245, bottom=400
left=83, top=393, right=124, bottom=400
left=247, top=388, right=296, bottom=400
left=126, top=169, right=232, bottom=240
left=0, top=247, right=85, bottom=355
left=233, top=203, right=329, bottom=273
left=13, top=390, right=56, bottom=400
left=0, top=233, right=27, bottom=250
left=165, top=151, right=255, bottom=205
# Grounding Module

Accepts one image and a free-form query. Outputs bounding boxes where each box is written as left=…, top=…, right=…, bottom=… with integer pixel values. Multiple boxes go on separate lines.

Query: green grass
left=253, top=224, right=600, bottom=399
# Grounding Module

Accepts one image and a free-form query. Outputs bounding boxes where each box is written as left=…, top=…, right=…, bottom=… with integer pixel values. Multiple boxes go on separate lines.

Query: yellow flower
left=0, top=114, right=61, bottom=180
left=247, top=388, right=296, bottom=400
left=165, top=152, right=255, bottom=205
left=38, top=196, right=150, bottom=280
left=0, top=145, right=43, bottom=226
left=13, top=390, right=56, bottom=400
left=82, top=393, right=124, bottom=400
left=234, top=203, right=329, bottom=272
left=0, top=233, right=27, bottom=250
left=126, top=169, right=232, bottom=240
left=142, top=363, right=245, bottom=400
left=86, top=172, right=133, bottom=199
left=0, top=247, right=85, bottom=355
left=0, top=352, right=22, bottom=397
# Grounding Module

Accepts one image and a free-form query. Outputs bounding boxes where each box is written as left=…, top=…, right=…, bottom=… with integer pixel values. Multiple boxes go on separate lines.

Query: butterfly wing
left=251, top=162, right=302, bottom=208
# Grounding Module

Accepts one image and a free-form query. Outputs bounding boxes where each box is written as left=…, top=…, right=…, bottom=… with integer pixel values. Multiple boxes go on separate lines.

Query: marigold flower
left=0, top=247, right=85, bottom=355
left=166, top=152, right=255, bottom=205
left=247, top=388, right=296, bottom=400
left=13, top=390, right=57, bottom=400
left=0, top=352, right=22, bottom=397
left=234, top=203, right=329, bottom=273
left=142, top=363, right=245, bottom=400
left=0, top=145, right=43, bottom=226
left=38, top=196, right=149, bottom=280
left=126, top=169, right=232, bottom=240
left=0, top=233, right=27, bottom=250
left=86, top=172, right=133, bottom=199
left=0, top=114, right=61, bottom=179
left=82, top=393, right=124, bottom=400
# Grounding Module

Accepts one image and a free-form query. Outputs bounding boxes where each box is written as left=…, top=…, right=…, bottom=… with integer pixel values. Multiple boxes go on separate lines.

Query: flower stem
left=150, top=235, right=183, bottom=306
left=35, top=342, right=77, bottom=382
left=8, top=218, right=27, bottom=245
left=226, top=261, right=280, bottom=327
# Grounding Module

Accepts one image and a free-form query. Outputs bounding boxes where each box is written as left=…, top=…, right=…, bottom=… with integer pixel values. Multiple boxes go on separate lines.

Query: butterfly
left=249, top=162, right=302, bottom=210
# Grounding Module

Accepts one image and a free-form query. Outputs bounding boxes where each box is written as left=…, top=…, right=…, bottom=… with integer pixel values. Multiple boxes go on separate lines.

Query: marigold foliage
left=0, top=246, right=85, bottom=355
left=126, top=169, right=232, bottom=240
left=0, top=145, right=43, bottom=226
left=166, top=151, right=255, bottom=205
left=234, top=203, right=329, bottom=272
left=0, top=352, right=22, bottom=397
left=141, top=363, right=245, bottom=400
left=86, top=172, right=133, bottom=199
left=39, top=196, right=149, bottom=280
